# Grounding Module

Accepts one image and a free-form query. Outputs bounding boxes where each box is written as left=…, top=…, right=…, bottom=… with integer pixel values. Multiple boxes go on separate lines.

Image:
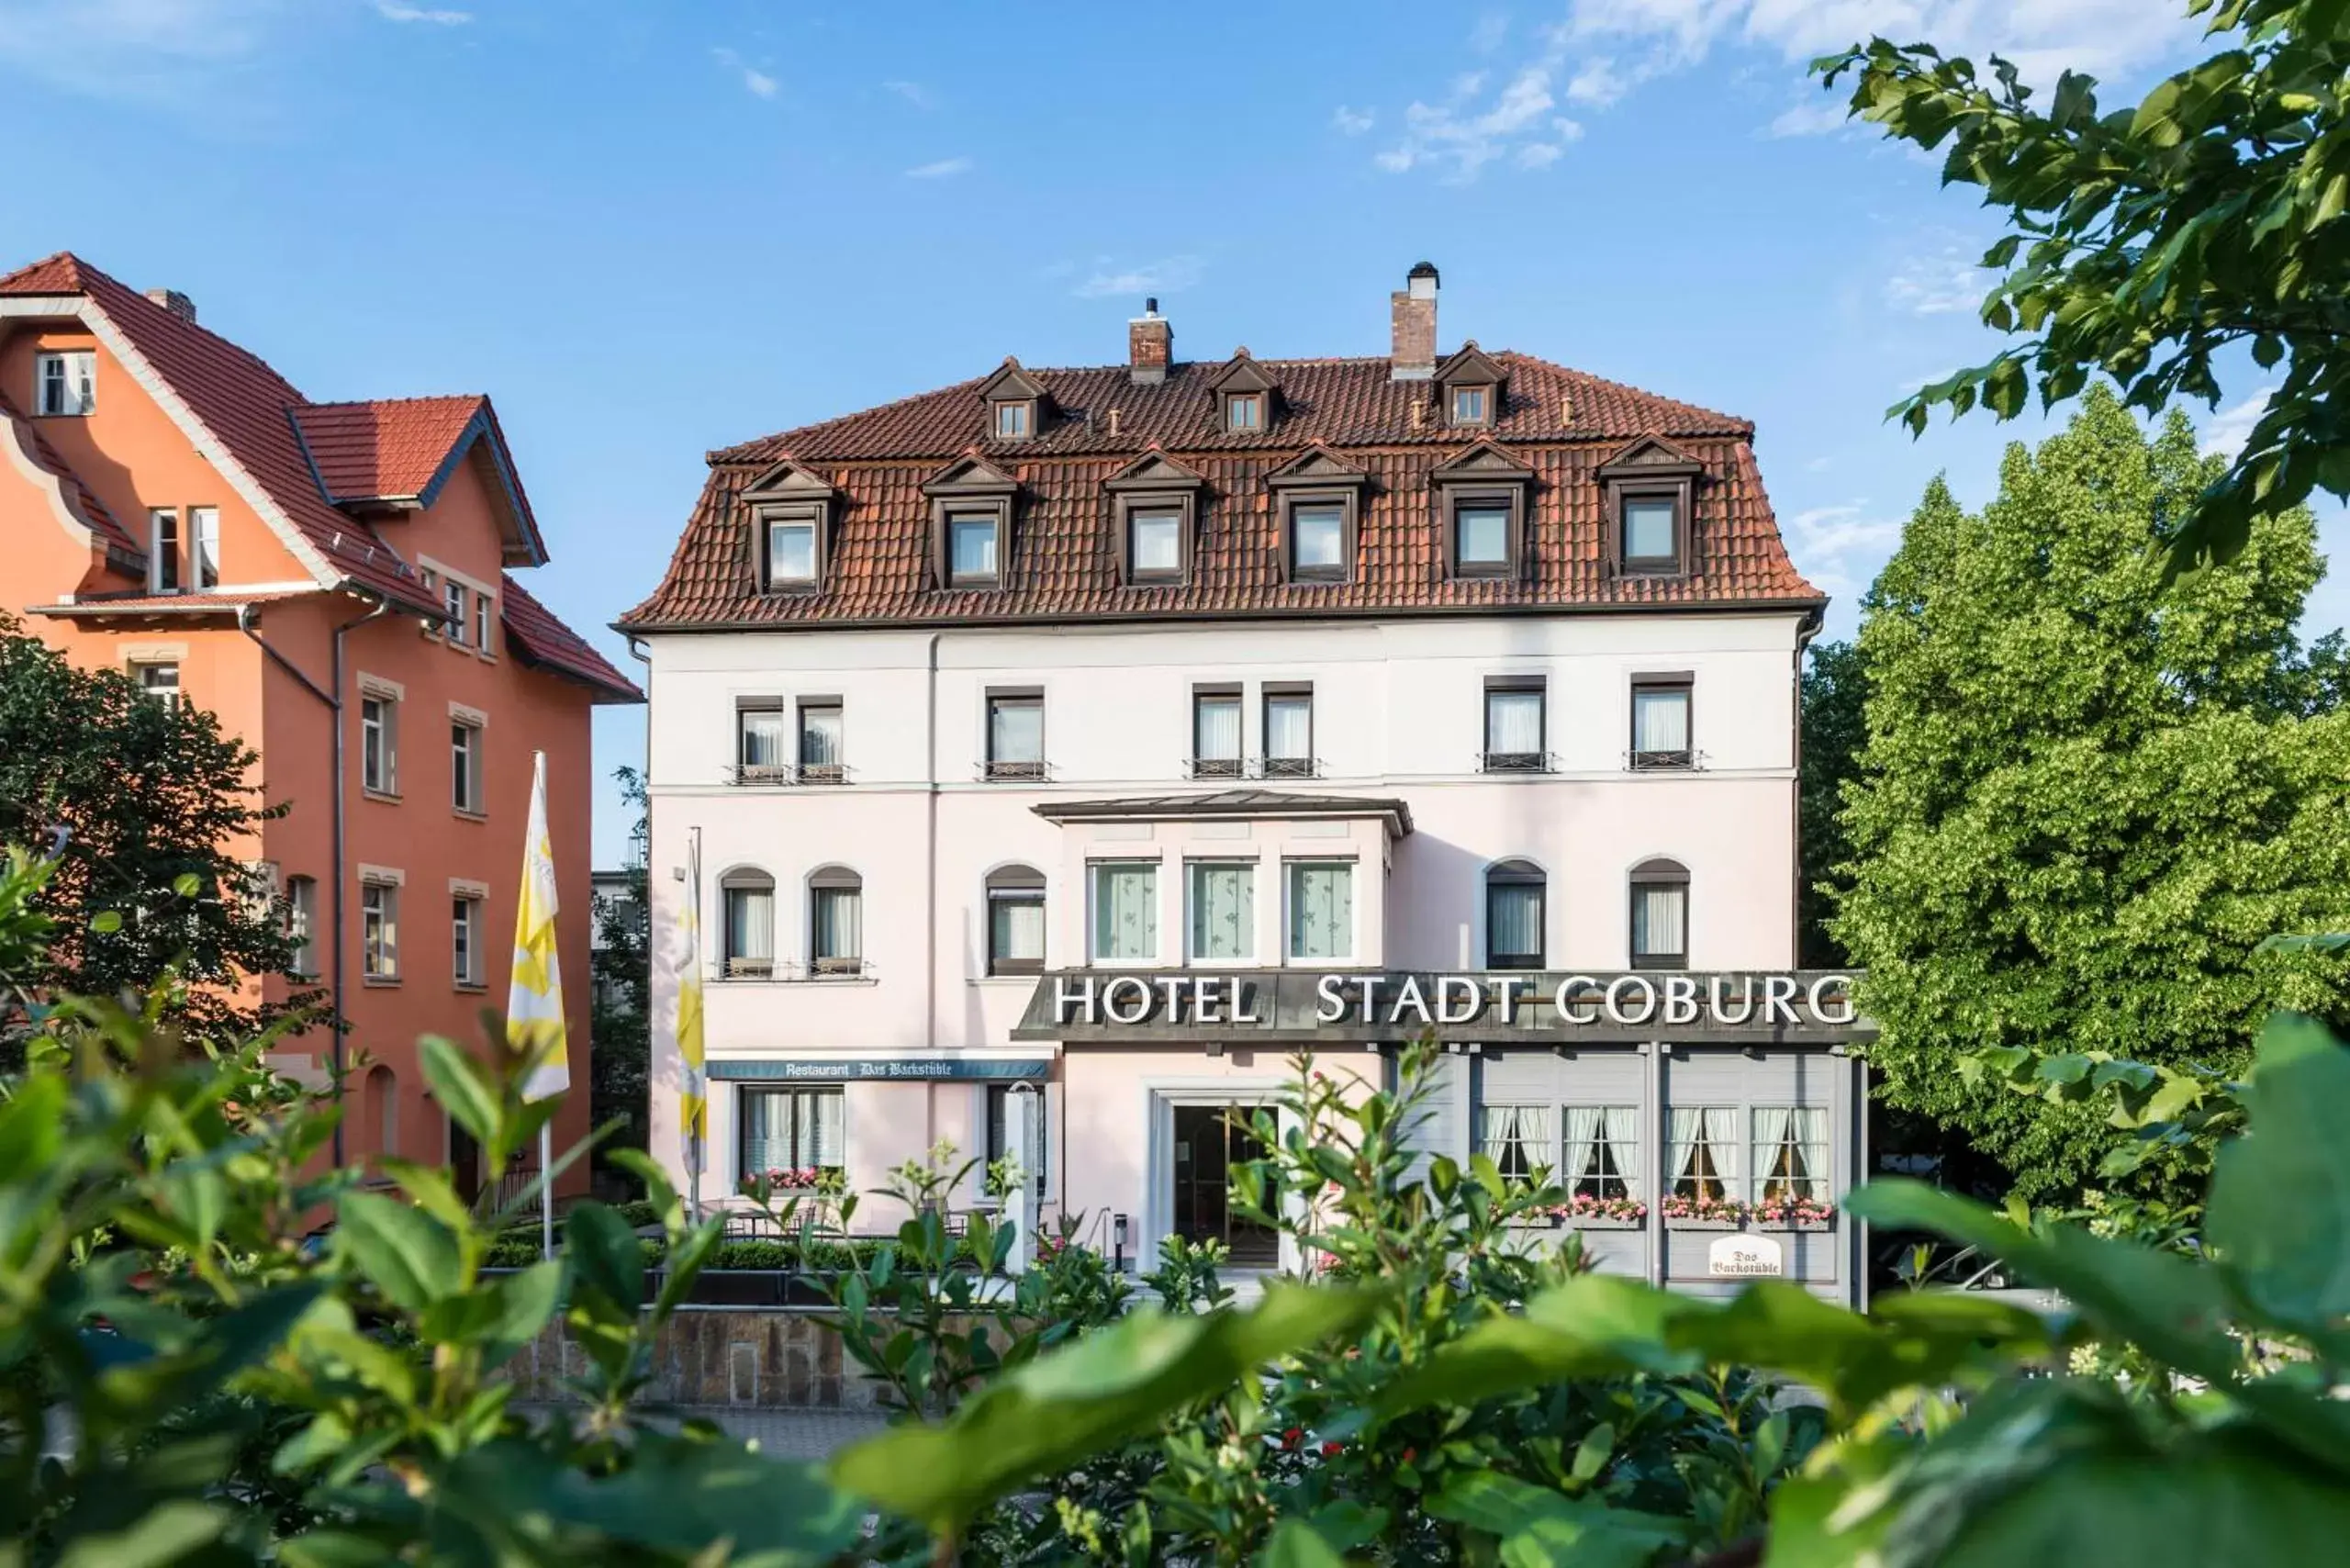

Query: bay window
left=1090, top=861, right=1158, bottom=963
left=1285, top=861, right=1352, bottom=962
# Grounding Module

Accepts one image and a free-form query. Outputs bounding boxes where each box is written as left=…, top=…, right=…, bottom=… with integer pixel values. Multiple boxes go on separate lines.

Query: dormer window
left=1595, top=437, right=1703, bottom=579
left=1266, top=444, right=1369, bottom=587
left=922, top=454, right=1019, bottom=592
left=1431, top=440, right=1536, bottom=584
left=738, top=458, right=839, bottom=596
left=1105, top=451, right=1209, bottom=588
left=1208, top=350, right=1279, bottom=438
left=978, top=358, right=1049, bottom=443
left=1435, top=341, right=1506, bottom=430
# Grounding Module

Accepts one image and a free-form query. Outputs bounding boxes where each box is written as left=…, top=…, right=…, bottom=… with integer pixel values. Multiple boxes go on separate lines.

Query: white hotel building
left=625, top=266, right=1871, bottom=1301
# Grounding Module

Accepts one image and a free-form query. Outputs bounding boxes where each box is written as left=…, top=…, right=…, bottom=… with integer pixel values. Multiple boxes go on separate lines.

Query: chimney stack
left=1128, top=297, right=1170, bottom=384
left=1390, top=262, right=1438, bottom=380
left=145, top=288, right=197, bottom=324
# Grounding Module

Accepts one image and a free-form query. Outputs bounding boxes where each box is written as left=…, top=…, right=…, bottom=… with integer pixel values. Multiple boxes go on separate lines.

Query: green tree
left=589, top=766, right=650, bottom=1170
left=1799, top=640, right=1868, bottom=969
left=1816, top=0, right=2350, bottom=574
left=0, top=612, right=308, bottom=1046
left=1830, top=391, right=2350, bottom=1195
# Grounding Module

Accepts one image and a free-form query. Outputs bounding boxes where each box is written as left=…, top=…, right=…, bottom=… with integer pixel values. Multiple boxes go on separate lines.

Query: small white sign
left=1707, top=1234, right=1785, bottom=1278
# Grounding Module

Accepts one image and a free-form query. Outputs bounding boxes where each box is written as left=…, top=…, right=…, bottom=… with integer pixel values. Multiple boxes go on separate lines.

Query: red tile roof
left=0, top=385, right=144, bottom=569
left=623, top=353, right=1818, bottom=632
left=4, top=252, right=621, bottom=700
left=499, top=575, right=643, bottom=703
left=291, top=395, right=484, bottom=501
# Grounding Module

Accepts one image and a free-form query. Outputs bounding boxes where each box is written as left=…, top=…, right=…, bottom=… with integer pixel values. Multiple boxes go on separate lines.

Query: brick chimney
left=144, top=287, right=196, bottom=324
left=1128, top=297, right=1170, bottom=385
left=1390, top=262, right=1438, bottom=381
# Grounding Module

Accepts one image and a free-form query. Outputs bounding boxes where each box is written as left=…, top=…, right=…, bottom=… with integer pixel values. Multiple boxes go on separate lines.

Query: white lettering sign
left=1707, top=1234, right=1785, bottom=1278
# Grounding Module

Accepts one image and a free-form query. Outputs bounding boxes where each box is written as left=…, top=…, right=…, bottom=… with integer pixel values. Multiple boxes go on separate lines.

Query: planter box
left=1752, top=1220, right=1835, bottom=1233
left=1510, top=1215, right=1566, bottom=1230
left=1664, top=1218, right=1744, bottom=1231
left=1569, top=1217, right=1647, bottom=1231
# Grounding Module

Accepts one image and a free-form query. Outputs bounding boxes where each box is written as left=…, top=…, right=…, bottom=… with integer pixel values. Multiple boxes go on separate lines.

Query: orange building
left=0, top=252, right=640, bottom=1194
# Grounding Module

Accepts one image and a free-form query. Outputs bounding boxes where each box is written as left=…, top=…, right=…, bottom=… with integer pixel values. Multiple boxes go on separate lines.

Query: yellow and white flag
left=677, top=834, right=708, bottom=1177
left=509, top=751, right=570, bottom=1102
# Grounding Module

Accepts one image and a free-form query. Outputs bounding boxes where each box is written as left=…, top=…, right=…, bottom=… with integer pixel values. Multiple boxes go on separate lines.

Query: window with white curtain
left=1630, top=858, right=1689, bottom=969
left=1263, top=688, right=1314, bottom=774
left=986, top=866, right=1046, bottom=976
left=1483, top=681, right=1546, bottom=769
left=1631, top=680, right=1692, bottom=765
left=1286, top=861, right=1352, bottom=961
left=1562, top=1107, right=1639, bottom=1199
left=1751, top=1107, right=1830, bottom=1201
left=1128, top=509, right=1183, bottom=581
left=947, top=513, right=1000, bottom=585
left=810, top=869, right=863, bottom=969
left=767, top=518, right=816, bottom=587
left=738, top=702, right=788, bottom=771
left=799, top=700, right=845, bottom=779
left=286, top=875, right=318, bottom=978
left=1187, top=861, right=1254, bottom=962
left=190, top=507, right=220, bottom=590
left=1192, top=689, right=1242, bottom=776
left=1485, top=860, right=1545, bottom=969
left=150, top=509, right=180, bottom=593
left=36, top=350, right=95, bottom=416
left=987, top=691, right=1045, bottom=778
left=1668, top=1107, right=1739, bottom=1203
left=739, top=1085, right=845, bottom=1176
left=722, top=873, right=776, bottom=974
left=1479, top=1104, right=1550, bottom=1183
left=1289, top=502, right=1346, bottom=579
left=1091, top=861, right=1158, bottom=962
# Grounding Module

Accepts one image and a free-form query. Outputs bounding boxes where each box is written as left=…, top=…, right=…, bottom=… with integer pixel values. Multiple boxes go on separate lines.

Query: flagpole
left=542, top=1120, right=555, bottom=1261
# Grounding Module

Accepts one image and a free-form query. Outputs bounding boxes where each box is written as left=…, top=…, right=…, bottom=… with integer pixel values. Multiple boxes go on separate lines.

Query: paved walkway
left=667, top=1406, right=893, bottom=1460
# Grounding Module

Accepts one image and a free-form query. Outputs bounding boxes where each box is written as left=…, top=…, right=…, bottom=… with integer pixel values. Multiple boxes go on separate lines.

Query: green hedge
left=479, top=1228, right=889, bottom=1273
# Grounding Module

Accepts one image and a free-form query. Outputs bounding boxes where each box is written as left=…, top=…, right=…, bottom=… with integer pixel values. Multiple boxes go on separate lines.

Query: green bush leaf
left=564, top=1202, right=645, bottom=1310
left=831, top=1284, right=1380, bottom=1533
left=336, top=1191, right=462, bottom=1316
left=418, top=1036, right=499, bottom=1154
left=1426, top=1473, right=1690, bottom=1568
left=1375, top=1273, right=1705, bottom=1419
left=2205, top=1014, right=2350, bottom=1331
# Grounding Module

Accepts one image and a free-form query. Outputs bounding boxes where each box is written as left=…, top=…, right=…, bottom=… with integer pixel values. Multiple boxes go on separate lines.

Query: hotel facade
left=626, top=266, right=1871, bottom=1301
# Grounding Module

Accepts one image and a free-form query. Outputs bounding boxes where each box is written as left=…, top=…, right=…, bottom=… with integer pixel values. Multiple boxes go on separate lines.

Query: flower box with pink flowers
left=1750, top=1196, right=1837, bottom=1231
left=1661, top=1195, right=1749, bottom=1230
left=1549, top=1194, right=1649, bottom=1231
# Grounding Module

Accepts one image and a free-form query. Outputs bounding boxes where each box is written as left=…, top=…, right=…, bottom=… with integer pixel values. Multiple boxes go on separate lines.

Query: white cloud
left=1072, top=255, right=1204, bottom=300
left=1787, top=500, right=1906, bottom=597
left=904, top=156, right=974, bottom=180
left=884, top=78, right=934, bottom=108
left=1883, top=243, right=1986, bottom=317
left=711, top=47, right=776, bottom=99
left=1331, top=105, right=1375, bottom=135
left=375, top=1, right=469, bottom=21
left=1469, top=12, right=1508, bottom=52
left=0, top=0, right=298, bottom=99
left=2200, top=386, right=2275, bottom=460
left=1365, top=0, right=2199, bottom=171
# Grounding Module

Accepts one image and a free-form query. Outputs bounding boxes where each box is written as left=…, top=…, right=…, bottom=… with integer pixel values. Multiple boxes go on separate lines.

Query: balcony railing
left=718, top=957, right=876, bottom=982
left=981, top=759, right=1047, bottom=781
left=1628, top=748, right=1696, bottom=771
left=1188, top=756, right=1245, bottom=780
left=1187, top=756, right=1319, bottom=781
left=1259, top=755, right=1318, bottom=779
left=1479, top=750, right=1556, bottom=775
left=725, top=762, right=854, bottom=787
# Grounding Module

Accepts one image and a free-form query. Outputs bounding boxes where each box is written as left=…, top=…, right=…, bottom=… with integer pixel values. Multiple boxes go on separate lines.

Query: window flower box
left=1549, top=1196, right=1648, bottom=1230
left=1661, top=1196, right=1749, bottom=1230
left=1750, top=1199, right=1836, bottom=1232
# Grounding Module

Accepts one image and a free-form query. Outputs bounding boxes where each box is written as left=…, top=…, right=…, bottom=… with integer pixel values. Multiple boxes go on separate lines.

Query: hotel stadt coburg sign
left=1013, top=970, right=1871, bottom=1047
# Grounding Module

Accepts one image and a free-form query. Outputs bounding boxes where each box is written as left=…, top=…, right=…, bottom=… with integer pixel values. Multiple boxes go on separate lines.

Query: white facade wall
left=645, top=610, right=1808, bottom=1226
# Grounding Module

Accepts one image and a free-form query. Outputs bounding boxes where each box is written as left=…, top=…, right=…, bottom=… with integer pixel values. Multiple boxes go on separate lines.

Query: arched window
left=364, top=1063, right=397, bottom=1156
left=810, top=866, right=864, bottom=975
left=722, top=868, right=776, bottom=977
left=1628, top=857, right=1688, bottom=970
left=1485, top=859, right=1546, bottom=970
left=985, top=865, right=1046, bottom=976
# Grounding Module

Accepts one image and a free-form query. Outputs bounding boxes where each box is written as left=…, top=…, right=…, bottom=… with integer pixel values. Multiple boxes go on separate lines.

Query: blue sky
left=4, top=0, right=2334, bottom=864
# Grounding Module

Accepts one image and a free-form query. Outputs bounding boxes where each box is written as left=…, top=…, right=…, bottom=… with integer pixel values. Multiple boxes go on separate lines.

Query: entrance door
left=1171, top=1104, right=1278, bottom=1266
left=450, top=1115, right=482, bottom=1204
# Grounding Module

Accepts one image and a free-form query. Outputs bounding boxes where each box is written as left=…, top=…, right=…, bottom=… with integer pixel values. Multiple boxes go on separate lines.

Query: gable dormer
left=1206, top=350, right=1280, bottom=434
left=978, top=358, right=1049, bottom=442
left=739, top=457, right=838, bottom=594
left=1104, top=448, right=1210, bottom=587
left=921, top=453, right=1021, bottom=590
left=1429, top=439, right=1535, bottom=581
left=1434, top=340, right=1506, bottom=430
left=1265, top=443, right=1370, bottom=583
left=1595, top=436, right=1704, bottom=577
